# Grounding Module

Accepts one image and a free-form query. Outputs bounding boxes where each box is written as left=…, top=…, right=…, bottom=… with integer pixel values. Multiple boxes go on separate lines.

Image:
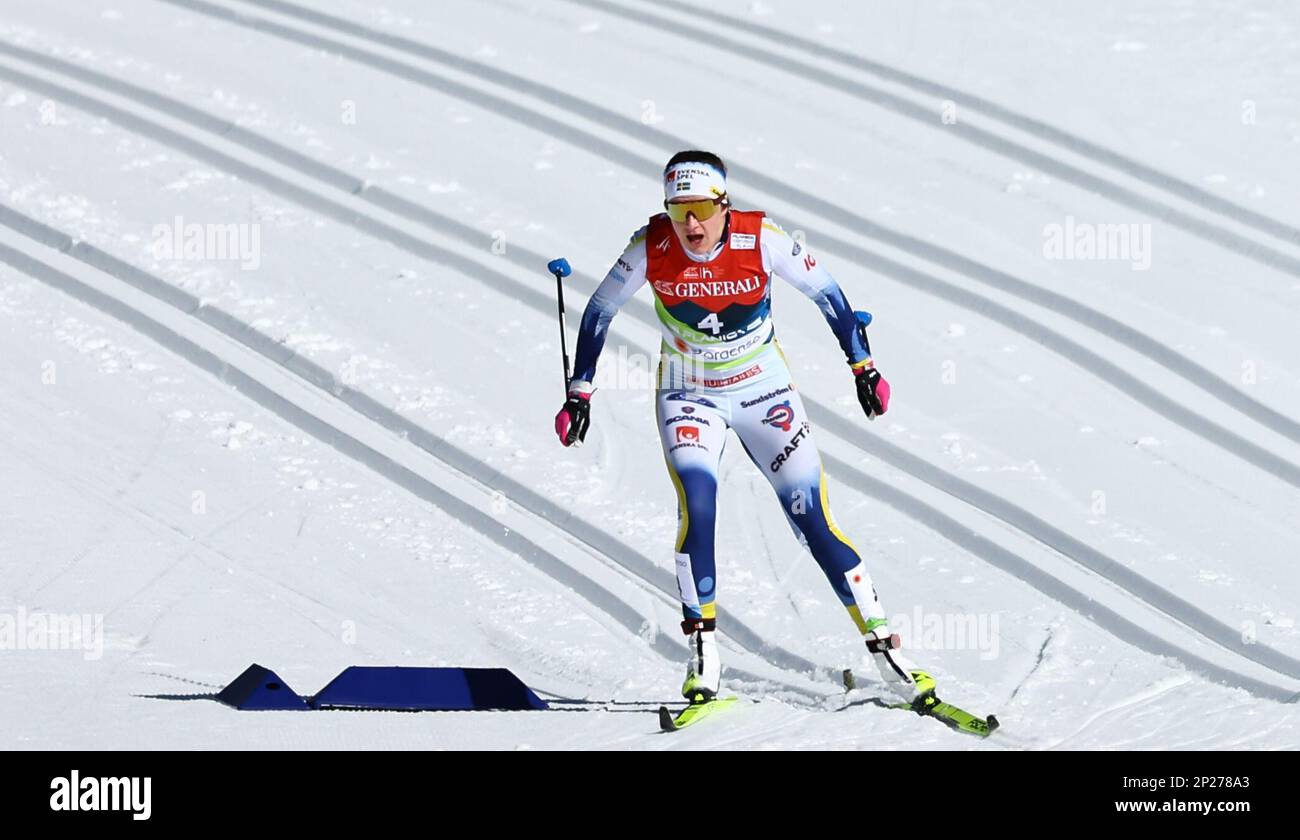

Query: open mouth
left=687, top=233, right=705, bottom=247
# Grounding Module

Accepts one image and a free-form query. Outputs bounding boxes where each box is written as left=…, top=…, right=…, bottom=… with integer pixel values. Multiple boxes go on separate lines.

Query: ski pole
left=547, top=257, right=574, bottom=391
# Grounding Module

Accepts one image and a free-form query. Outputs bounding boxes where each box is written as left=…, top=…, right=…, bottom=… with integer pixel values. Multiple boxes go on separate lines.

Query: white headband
left=664, top=161, right=727, bottom=202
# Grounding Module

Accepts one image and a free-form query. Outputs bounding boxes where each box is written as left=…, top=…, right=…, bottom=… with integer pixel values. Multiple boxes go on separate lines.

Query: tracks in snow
left=574, top=0, right=1300, bottom=262
left=0, top=29, right=1297, bottom=697
left=176, top=0, right=1300, bottom=462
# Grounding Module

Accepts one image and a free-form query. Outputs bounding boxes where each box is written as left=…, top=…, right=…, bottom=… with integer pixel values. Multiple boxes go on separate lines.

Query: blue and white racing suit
left=569, top=209, right=891, bottom=639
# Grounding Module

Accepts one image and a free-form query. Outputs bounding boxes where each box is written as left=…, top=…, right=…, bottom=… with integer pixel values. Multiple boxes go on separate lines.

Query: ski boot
left=860, top=627, right=999, bottom=737
left=659, top=620, right=736, bottom=731
left=866, top=628, right=934, bottom=706
left=680, top=619, right=720, bottom=703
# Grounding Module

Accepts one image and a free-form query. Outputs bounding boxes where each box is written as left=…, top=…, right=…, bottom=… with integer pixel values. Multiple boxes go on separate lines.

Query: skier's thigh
left=656, top=389, right=728, bottom=472
left=734, top=388, right=821, bottom=494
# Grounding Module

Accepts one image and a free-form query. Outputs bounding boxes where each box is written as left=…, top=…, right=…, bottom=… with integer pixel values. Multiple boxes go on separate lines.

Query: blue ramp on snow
left=216, top=664, right=312, bottom=710
left=310, top=666, right=549, bottom=711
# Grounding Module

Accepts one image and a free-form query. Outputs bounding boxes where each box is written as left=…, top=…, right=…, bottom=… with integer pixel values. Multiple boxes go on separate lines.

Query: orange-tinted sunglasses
left=664, top=196, right=727, bottom=223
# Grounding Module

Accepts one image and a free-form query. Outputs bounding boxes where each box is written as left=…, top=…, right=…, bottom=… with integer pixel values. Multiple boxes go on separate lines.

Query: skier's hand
left=855, top=364, right=890, bottom=420
left=555, top=392, right=591, bottom=446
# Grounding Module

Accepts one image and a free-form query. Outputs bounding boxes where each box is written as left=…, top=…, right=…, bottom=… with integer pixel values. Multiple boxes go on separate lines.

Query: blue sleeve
left=569, top=229, right=648, bottom=389
left=815, top=280, right=871, bottom=366
left=763, top=219, right=871, bottom=366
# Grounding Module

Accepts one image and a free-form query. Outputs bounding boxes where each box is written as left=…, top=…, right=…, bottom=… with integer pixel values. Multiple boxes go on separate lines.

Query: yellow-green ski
left=900, top=692, right=999, bottom=738
left=658, top=695, right=738, bottom=732
left=843, top=669, right=999, bottom=738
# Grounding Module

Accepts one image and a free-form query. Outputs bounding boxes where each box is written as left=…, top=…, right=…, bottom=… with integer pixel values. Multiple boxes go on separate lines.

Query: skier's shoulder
left=757, top=214, right=792, bottom=241
left=627, top=218, right=669, bottom=254
left=753, top=214, right=803, bottom=260
left=628, top=220, right=653, bottom=247
left=611, top=222, right=651, bottom=279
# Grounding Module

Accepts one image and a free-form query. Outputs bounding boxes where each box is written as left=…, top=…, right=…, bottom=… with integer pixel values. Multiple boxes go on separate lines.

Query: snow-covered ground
left=1, top=0, right=1298, bottom=749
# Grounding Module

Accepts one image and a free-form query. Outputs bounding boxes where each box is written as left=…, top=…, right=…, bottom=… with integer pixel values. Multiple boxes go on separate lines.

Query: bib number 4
left=697, top=312, right=723, bottom=335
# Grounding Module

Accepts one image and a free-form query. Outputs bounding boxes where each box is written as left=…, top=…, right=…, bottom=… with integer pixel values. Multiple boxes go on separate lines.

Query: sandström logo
left=151, top=215, right=262, bottom=270
left=50, top=771, right=151, bottom=820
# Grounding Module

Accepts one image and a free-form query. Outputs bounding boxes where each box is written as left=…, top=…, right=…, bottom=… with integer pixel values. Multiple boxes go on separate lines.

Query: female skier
left=554, top=151, right=930, bottom=705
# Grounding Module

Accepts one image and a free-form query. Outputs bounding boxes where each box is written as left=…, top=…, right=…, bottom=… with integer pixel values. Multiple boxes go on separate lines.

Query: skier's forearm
left=763, top=219, right=871, bottom=367
left=793, top=269, right=872, bottom=367
left=814, top=280, right=872, bottom=367
left=557, top=280, right=619, bottom=446
left=569, top=295, right=617, bottom=389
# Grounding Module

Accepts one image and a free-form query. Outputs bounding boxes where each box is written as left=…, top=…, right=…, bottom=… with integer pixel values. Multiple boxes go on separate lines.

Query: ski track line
left=3, top=229, right=844, bottom=706
left=1047, top=675, right=1196, bottom=749
left=189, top=0, right=1300, bottom=451
left=2, top=436, right=355, bottom=649
left=0, top=188, right=826, bottom=685
left=610, top=0, right=1300, bottom=249
left=0, top=236, right=705, bottom=675
left=0, top=267, right=1289, bottom=712
left=2, top=53, right=1299, bottom=693
left=569, top=0, right=1300, bottom=273
left=128, top=0, right=1300, bottom=486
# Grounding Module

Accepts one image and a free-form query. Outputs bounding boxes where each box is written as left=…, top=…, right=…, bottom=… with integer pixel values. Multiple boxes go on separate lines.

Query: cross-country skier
left=554, top=151, right=931, bottom=705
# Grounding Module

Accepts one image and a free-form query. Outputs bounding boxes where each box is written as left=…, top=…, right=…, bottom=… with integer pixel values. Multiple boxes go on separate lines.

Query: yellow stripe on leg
left=819, top=462, right=860, bottom=555
left=664, top=456, right=689, bottom=552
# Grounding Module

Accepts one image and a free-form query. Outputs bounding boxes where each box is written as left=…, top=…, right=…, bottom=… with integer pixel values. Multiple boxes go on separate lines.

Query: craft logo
left=761, top=400, right=795, bottom=432
left=50, top=771, right=152, bottom=820
left=770, top=422, right=812, bottom=472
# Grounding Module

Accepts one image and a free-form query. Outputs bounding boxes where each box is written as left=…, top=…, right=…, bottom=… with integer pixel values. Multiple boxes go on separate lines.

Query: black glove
left=554, top=393, right=591, bottom=447
left=855, top=366, right=891, bottom=420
